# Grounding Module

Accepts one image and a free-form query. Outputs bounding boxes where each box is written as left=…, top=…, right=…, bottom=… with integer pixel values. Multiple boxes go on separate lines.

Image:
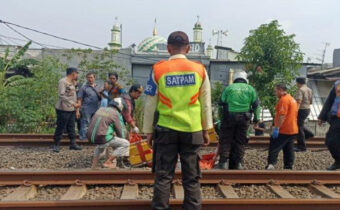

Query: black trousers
left=267, top=134, right=296, bottom=169
left=326, top=117, right=340, bottom=162
left=297, top=109, right=314, bottom=150
left=152, top=128, right=202, bottom=210
left=54, top=109, right=76, bottom=144
left=218, top=114, right=250, bottom=169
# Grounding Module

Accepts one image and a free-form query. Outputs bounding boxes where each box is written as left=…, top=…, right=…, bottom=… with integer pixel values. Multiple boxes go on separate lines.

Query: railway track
left=0, top=170, right=340, bottom=209
left=0, top=134, right=326, bottom=149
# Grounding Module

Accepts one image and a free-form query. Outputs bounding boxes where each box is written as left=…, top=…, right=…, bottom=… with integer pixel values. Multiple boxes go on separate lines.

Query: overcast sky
left=0, top=0, right=338, bottom=63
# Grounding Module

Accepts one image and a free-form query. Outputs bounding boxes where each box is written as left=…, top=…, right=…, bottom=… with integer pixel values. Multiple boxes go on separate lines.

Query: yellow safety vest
left=153, top=58, right=205, bottom=132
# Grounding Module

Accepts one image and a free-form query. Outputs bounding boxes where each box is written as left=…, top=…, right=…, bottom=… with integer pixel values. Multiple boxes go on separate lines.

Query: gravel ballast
left=0, top=186, right=16, bottom=200
left=83, top=185, right=123, bottom=200
left=233, top=184, right=278, bottom=199
left=283, top=185, right=324, bottom=199
left=0, top=146, right=334, bottom=170
left=32, top=185, right=68, bottom=200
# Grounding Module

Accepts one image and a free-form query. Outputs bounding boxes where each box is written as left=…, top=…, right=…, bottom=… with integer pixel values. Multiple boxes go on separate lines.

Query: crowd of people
left=52, top=30, right=340, bottom=210
left=53, top=67, right=143, bottom=168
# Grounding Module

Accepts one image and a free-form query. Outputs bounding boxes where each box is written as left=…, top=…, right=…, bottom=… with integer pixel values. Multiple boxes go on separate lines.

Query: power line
left=0, top=33, right=66, bottom=49
left=3, top=22, right=47, bottom=48
left=0, top=34, right=31, bottom=42
left=0, top=19, right=102, bottom=49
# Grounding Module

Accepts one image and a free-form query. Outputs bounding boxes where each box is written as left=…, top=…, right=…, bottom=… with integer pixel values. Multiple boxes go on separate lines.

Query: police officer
left=318, top=80, right=340, bottom=170
left=143, top=31, right=213, bottom=210
left=216, top=71, right=260, bottom=170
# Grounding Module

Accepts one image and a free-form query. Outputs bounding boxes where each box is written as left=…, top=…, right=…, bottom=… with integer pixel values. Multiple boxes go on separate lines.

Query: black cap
left=296, top=77, right=306, bottom=84
left=66, top=67, right=78, bottom=75
left=167, top=31, right=189, bottom=45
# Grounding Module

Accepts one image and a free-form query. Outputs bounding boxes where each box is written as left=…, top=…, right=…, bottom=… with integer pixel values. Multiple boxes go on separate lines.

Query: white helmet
left=109, top=97, right=125, bottom=112
left=233, top=71, right=248, bottom=84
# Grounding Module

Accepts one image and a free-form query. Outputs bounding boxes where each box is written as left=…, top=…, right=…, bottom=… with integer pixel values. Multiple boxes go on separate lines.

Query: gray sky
left=1, top=0, right=338, bottom=63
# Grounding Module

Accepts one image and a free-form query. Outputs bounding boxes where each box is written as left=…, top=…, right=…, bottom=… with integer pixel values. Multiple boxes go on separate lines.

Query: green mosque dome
left=137, top=35, right=167, bottom=52
left=137, top=19, right=167, bottom=52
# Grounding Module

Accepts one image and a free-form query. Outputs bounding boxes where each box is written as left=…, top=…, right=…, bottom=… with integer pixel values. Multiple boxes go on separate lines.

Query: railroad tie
left=60, top=185, right=87, bottom=200
left=309, top=184, right=340, bottom=199
left=217, top=184, right=239, bottom=199
left=173, top=181, right=184, bottom=199
left=267, top=184, right=295, bottom=199
left=121, top=184, right=139, bottom=199
left=2, top=185, right=37, bottom=201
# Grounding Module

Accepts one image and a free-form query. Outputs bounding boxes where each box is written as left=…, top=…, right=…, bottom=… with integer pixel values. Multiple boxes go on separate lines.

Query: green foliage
left=0, top=41, right=32, bottom=88
left=211, top=81, right=224, bottom=121
left=134, top=97, right=145, bottom=129
left=0, top=56, right=65, bottom=133
left=62, top=48, right=132, bottom=86
left=237, top=20, right=304, bottom=117
left=0, top=44, right=130, bottom=133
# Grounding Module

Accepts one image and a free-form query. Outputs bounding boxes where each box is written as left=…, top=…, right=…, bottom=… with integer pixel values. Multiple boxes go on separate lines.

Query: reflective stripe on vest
left=153, top=58, right=205, bottom=132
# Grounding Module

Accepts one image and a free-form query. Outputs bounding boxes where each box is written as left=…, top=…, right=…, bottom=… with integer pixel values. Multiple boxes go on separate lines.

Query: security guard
left=143, top=31, right=213, bottom=210
left=318, top=80, right=340, bottom=170
left=216, top=71, right=260, bottom=170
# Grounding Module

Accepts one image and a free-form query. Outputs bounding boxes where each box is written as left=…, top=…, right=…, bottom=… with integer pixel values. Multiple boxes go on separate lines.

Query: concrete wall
left=209, top=61, right=244, bottom=85
left=333, top=49, right=340, bottom=67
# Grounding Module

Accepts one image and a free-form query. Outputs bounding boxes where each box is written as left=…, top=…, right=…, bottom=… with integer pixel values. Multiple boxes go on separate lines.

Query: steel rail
left=1, top=199, right=340, bottom=210
left=0, top=170, right=340, bottom=185
left=1, top=170, right=340, bottom=209
left=0, top=134, right=326, bottom=148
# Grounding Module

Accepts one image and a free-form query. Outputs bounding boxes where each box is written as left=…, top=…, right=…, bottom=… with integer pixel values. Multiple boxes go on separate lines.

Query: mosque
left=103, top=17, right=247, bottom=88
left=108, top=17, right=214, bottom=58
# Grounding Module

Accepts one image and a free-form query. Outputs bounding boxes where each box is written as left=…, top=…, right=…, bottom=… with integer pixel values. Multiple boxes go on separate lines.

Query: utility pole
left=316, top=42, right=330, bottom=68
left=212, top=29, right=228, bottom=46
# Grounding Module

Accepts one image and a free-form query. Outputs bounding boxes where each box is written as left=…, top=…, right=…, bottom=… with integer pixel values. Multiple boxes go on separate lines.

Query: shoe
left=215, top=161, right=228, bottom=170
left=234, top=163, right=244, bottom=170
left=53, top=145, right=60, bottom=153
left=294, top=147, right=307, bottom=152
left=123, top=156, right=131, bottom=168
left=117, top=157, right=130, bottom=168
left=327, top=162, right=340, bottom=171
left=266, top=164, right=275, bottom=170
left=69, top=144, right=82, bottom=150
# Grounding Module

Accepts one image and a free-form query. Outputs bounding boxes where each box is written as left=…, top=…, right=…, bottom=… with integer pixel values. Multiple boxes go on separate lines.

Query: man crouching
left=87, top=97, right=130, bottom=169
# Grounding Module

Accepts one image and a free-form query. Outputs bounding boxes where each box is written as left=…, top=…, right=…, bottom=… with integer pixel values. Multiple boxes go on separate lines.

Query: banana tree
left=0, top=41, right=34, bottom=88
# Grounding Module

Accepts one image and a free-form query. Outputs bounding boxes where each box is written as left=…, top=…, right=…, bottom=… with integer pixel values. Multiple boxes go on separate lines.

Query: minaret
left=108, top=17, right=122, bottom=50
left=206, top=38, right=214, bottom=58
left=193, top=16, right=203, bottom=43
left=153, top=18, right=157, bottom=36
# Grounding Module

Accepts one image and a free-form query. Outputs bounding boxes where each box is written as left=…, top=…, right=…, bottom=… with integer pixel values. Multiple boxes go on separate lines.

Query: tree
left=211, top=81, right=224, bottom=121
left=237, top=20, right=303, bottom=117
left=0, top=41, right=34, bottom=88
left=62, top=48, right=133, bottom=86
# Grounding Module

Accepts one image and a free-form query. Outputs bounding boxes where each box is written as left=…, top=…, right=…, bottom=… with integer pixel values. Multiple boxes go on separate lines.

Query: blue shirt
left=78, top=83, right=101, bottom=115
left=331, top=97, right=340, bottom=116
left=100, top=90, right=109, bottom=107
left=330, top=81, right=340, bottom=116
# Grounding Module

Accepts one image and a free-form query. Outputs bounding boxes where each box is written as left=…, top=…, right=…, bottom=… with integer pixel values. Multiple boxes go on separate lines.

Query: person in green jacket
left=216, top=71, right=260, bottom=170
